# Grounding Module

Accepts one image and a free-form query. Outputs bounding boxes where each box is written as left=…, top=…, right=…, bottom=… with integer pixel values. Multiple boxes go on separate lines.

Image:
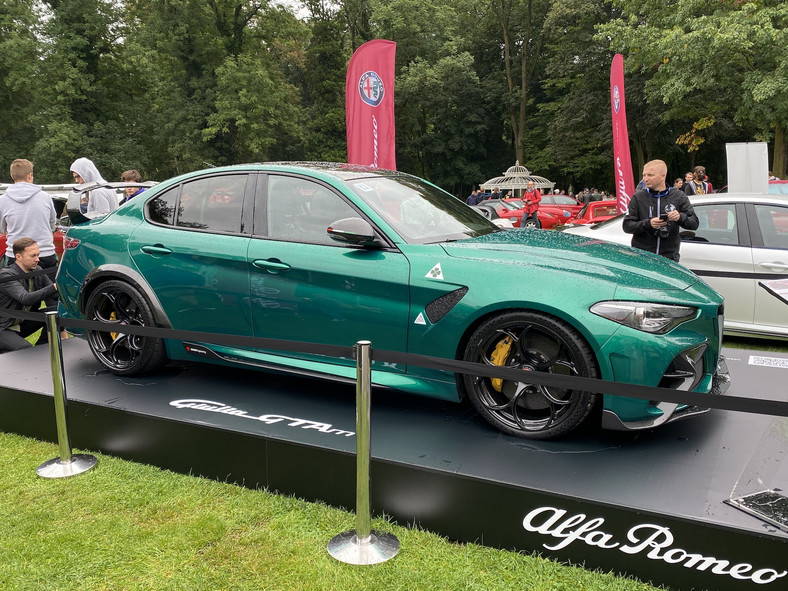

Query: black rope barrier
left=0, top=267, right=56, bottom=283
left=1, top=302, right=786, bottom=419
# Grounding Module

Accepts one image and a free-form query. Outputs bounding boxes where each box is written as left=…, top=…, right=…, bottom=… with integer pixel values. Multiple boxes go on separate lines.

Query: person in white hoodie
left=0, top=159, right=58, bottom=269
left=69, top=157, right=119, bottom=215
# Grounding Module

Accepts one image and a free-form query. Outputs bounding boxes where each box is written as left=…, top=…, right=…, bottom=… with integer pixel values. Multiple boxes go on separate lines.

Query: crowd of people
left=465, top=161, right=735, bottom=213
left=0, top=157, right=146, bottom=353
left=466, top=185, right=615, bottom=206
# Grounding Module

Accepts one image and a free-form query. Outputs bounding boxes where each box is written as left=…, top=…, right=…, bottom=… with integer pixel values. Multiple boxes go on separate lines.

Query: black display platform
left=1, top=340, right=787, bottom=591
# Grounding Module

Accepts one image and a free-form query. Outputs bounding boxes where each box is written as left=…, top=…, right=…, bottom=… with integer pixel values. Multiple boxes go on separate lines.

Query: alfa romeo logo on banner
left=613, top=85, right=621, bottom=113
left=358, top=71, right=385, bottom=107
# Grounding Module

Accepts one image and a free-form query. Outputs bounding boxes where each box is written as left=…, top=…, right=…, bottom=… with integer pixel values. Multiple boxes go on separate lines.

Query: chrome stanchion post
left=36, top=311, right=98, bottom=479
left=327, top=340, right=399, bottom=564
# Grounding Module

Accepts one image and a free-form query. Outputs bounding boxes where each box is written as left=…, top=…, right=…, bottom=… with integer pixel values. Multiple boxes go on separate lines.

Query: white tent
left=479, top=161, right=554, bottom=196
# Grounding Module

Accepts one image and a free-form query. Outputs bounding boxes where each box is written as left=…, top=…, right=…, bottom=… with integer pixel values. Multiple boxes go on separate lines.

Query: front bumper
left=601, top=355, right=730, bottom=431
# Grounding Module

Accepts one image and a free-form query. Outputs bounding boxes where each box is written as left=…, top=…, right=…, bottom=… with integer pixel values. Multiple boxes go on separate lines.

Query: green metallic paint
left=56, top=163, right=727, bottom=433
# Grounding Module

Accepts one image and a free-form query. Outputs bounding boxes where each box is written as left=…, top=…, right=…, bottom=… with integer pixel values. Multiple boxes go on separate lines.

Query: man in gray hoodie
left=70, top=157, right=119, bottom=215
left=0, top=159, right=58, bottom=269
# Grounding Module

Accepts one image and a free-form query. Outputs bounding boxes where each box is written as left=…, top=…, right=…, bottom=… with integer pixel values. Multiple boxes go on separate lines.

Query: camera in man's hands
left=658, top=204, right=675, bottom=238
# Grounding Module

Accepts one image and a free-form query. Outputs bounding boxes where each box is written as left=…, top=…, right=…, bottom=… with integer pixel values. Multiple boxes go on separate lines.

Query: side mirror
left=680, top=231, right=709, bottom=243
left=327, top=217, right=379, bottom=246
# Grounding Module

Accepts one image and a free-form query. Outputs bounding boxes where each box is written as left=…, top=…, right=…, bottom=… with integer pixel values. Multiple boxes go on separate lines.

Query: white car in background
left=563, top=194, right=788, bottom=340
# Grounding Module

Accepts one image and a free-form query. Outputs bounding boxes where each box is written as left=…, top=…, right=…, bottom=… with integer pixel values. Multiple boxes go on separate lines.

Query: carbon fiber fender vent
left=425, top=287, right=469, bottom=324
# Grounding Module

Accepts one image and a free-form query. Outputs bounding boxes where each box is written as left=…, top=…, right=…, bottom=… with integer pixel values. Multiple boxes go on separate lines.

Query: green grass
left=0, top=432, right=662, bottom=591
left=722, top=336, right=788, bottom=353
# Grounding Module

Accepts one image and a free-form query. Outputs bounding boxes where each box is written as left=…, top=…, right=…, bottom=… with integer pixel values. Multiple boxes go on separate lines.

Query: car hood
left=442, top=229, right=704, bottom=293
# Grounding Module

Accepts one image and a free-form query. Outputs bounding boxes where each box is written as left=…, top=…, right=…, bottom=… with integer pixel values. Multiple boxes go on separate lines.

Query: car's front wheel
left=521, top=217, right=539, bottom=228
left=84, top=280, right=168, bottom=376
left=462, top=311, right=598, bottom=439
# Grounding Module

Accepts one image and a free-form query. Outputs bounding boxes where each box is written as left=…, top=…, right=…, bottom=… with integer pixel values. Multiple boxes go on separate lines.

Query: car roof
left=690, top=193, right=788, bottom=206
left=0, top=183, right=74, bottom=203
left=201, top=162, right=414, bottom=182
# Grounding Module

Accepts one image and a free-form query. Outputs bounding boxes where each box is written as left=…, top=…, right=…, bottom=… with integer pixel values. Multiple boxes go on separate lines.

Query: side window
left=147, top=176, right=247, bottom=233
left=177, top=175, right=246, bottom=233
left=265, top=176, right=358, bottom=246
left=693, top=204, right=739, bottom=245
left=148, top=187, right=178, bottom=225
left=754, top=204, right=788, bottom=249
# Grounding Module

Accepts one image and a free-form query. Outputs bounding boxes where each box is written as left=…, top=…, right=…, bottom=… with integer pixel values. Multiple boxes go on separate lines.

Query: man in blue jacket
left=623, top=159, right=698, bottom=262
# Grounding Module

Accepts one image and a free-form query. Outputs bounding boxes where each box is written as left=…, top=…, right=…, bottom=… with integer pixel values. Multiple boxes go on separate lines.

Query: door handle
left=140, top=245, right=172, bottom=255
left=253, top=259, right=291, bottom=273
left=759, top=262, right=788, bottom=271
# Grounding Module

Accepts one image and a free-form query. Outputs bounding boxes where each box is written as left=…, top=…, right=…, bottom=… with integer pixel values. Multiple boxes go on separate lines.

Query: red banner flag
left=346, top=39, right=397, bottom=170
left=610, top=54, right=635, bottom=214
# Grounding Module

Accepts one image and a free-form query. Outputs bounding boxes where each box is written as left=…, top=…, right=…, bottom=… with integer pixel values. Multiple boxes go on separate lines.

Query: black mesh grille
left=425, top=287, right=469, bottom=324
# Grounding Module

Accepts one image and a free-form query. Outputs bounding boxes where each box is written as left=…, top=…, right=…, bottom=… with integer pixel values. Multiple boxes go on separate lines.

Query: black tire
left=462, top=311, right=598, bottom=439
left=84, top=280, right=168, bottom=376
left=522, top=217, right=539, bottom=229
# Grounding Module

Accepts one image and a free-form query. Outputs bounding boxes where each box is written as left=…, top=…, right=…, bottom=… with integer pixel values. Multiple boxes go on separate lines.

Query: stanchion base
left=327, top=530, right=400, bottom=565
left=36, top=454, right=98, bottom=479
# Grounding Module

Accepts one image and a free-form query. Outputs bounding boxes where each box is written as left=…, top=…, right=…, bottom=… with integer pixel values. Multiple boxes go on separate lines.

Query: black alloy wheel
left=84, top=280, right=167, bottom=376
left=462, top=311, right=598, bottom=439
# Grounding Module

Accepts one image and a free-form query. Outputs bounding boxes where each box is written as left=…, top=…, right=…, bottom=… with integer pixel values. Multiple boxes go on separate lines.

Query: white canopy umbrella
left=480, top=161, right=554, bottom=197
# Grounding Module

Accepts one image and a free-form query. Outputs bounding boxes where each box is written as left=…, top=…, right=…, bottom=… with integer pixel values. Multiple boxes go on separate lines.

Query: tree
left=301, top=2, right=349, bottom=161
left=0, top=1, right=42, bottom=175
left=204, top=4, right=307, bottom=162
left=30, top=0, right=121, bottom=181
left=487, top=0, right=552, bottom=165
left=533, top=0, right=615, bottom=189
left=397, top=53, right=488, bottom=190
left=371, top=0, right=497, bottom=190
left=123, top=0, right=307, bottom=176
left=599, top=0, right=788, bottom=179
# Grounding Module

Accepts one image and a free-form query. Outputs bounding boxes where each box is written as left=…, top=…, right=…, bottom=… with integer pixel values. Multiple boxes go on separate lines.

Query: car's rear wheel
left=462, top=311, right=598, bottom=439
left=84, top=280, right=167, bottom=376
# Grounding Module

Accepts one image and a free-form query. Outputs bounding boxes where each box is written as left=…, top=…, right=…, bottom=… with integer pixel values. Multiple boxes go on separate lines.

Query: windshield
left=347, top=176, right=501, bottom=243
left=500, top=199, right=524, bottom=210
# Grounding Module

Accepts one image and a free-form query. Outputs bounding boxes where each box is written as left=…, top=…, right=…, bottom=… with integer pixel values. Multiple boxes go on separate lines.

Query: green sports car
left=56, top=163, right=729, bottom=439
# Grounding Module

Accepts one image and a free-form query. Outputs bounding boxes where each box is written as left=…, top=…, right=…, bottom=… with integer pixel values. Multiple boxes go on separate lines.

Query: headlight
left=590, top=301, right=698, bottom=334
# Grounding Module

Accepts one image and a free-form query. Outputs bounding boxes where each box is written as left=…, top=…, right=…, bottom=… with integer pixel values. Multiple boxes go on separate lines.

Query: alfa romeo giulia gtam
left=56, top=163, right=728, bottom=439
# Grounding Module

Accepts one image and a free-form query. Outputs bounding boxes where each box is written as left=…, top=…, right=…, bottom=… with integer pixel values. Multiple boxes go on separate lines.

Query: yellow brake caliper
left=489, top=336, right=513, bottom=392
left=110, top=312, right=118, bottom=340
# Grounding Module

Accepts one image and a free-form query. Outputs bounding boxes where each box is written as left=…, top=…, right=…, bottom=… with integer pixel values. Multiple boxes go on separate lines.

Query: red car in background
left=505, top=195, right=581, bottom=229
left=565, top=199, right=619, bottom=226
left=477, top=198, right=568, bottom=229
left=538, top=193, right=585, bottom=216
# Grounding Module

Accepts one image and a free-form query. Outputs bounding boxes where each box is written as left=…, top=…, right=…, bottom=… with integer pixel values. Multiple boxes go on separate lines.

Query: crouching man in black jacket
left=0, top=237, right=58, bottom=353
left=623, top=159, right=698, bottom=262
